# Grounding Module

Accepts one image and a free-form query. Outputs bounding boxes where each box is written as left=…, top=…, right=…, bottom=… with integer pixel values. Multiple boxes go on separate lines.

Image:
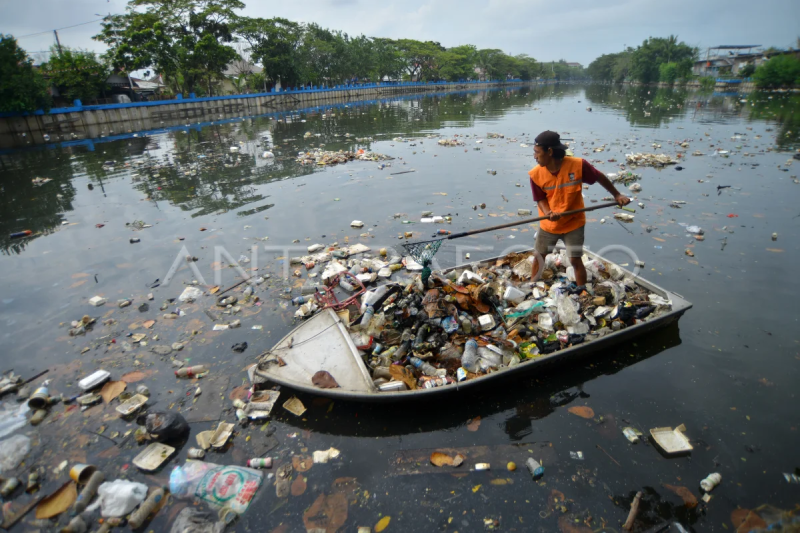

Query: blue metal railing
left=0, top=78, right=535, bottom=118
left=715, top=77, right=753, bottom=83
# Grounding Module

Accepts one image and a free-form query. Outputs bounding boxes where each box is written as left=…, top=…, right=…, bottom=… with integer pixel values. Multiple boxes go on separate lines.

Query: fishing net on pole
left=401, top=239, right=444, bottom=286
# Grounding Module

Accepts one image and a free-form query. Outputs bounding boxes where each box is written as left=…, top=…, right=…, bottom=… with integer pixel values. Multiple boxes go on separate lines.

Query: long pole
left=445, top=201, right=621, bottom=241
left=53, top=30, right=63, bottom=56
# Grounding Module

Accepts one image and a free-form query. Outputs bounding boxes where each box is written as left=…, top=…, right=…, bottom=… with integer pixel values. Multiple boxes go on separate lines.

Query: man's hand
left=548, top=211, right=562, bottom=221
left=614, top=194, right=631, bottom=206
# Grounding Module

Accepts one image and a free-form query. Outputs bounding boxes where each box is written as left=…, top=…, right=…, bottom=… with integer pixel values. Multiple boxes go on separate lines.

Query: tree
left=738, top=63, right=756, bottom=78
left=475, top=49, right=504, bottom=80
left=346, top=35, right=376, bottom=81
left=438, top=45, right=476, bottom=81
left=587, top=53, right=623, bottom=81
left=629, top=37, right=696, bottom=83
left=395, top=39, right=445, bottom=81
left=753, top=54, right=800, bottom=88
left=0, top=34, right=51, bottom=113
left=299, top=24, right=346, bottom=85
left=659, top=62, right=678, bottom=84
left=372, top=38, right=404, bottom=81
left=94, top=0, right=243, bottom=96
left=42, top=47, right=110, bottom=102
left=237, top=17, right=303, bottom=88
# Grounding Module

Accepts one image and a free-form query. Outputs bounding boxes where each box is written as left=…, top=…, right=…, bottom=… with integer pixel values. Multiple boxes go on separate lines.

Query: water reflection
left=1, top=84, right=798, bottom=255
left=585, top=85, right=692, bottom=128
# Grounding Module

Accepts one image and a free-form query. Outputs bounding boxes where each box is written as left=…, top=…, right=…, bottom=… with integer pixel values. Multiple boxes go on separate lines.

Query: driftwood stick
left=217, top=277, right=252, bottom=296
left=623, top=491, right=642, bottom=531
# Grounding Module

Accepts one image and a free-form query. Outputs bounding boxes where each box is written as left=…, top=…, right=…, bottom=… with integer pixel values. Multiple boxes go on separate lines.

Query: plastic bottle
left=291, top=296, right=306, bottom=306
left=339, top=278, right=355, bottom=292
left=247, top=458, right=272, bottom=468
left=393, top=340, right=411, bottom=361
left=461, top=316, right=473, bottom=334
left=409, top=357, right=443, bottom=377
left=175, top=365, right=207, bottom=378
left=366, top=312, right=386, bottom=338
left=10, top=230, right=32, bottom=239
left=128, top=486, right=165, bottom=529
left=361, top=285, right=390, bottom=312
left=359, top=305, right=375, bottom=328
left=72, top=470, right=104, bottom=515
left=700, top=473, right=721, bottom=492
left=461, top=339, right=479, bottom=373
left=413, top=325, right=430, bottom=349
left=61, top=515, right=87, bottom=533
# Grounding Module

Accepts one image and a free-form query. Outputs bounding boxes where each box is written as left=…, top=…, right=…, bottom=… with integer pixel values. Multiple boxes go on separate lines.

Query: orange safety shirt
left=528, top=156, right=591, bottom=234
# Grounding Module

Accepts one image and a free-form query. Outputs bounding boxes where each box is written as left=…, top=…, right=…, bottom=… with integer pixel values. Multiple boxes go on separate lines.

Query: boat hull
left=257, top=248, right=692, bottom=402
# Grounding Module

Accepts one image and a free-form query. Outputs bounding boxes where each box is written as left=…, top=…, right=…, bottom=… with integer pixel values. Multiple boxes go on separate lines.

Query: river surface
left=0, top=84, right=798, bottom=532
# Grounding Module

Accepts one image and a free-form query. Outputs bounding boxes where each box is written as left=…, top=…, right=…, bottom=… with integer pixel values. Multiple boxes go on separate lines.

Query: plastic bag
left=178, top=286, right=204, bottom=302
left=600, top=281, right=625, bottom=304
left=605, top=262, right=625, bottom=281
left=584, top=259, right=606, bottom=280
left=544, top=253, right=559, bottom=271
left=556, top=292, right=581, bottom=327
left=567, top=321, right=590, bottom=335
left=0, top=434, right=30, bottom=472
left=0, top=402, right=30, bottom=440
left=478, top=347, right=502, bottom=368
left=170, top=507, right=225, bottom=533
left=90, top=480, right=148, bottom=517
left=170, top=461, right=263, bottom=515
left=145, top=412, right=189, bottom=442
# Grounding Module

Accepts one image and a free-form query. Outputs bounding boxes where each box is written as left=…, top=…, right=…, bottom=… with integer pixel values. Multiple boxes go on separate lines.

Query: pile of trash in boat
left=296, top=249, right=673, bottom=392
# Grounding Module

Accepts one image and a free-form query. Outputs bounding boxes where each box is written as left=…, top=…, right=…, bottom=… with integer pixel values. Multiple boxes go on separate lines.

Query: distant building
left=222, top=61, right=263, bottom=94
left=565, top=62, right=582, bottom=69
left=693, top=45, right=763, bottom=77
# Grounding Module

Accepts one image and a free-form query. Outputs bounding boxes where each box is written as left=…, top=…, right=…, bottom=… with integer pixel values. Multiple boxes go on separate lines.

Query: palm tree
left=664, top=35, right=679, bottom=63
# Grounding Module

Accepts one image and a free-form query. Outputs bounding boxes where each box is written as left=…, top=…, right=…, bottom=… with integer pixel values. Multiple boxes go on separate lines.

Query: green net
left=401, top=239, right=444, bottom=266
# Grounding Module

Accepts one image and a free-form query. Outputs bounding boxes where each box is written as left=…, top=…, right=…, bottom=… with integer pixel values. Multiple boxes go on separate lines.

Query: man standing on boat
left=529, top=130, right=631, bottom=290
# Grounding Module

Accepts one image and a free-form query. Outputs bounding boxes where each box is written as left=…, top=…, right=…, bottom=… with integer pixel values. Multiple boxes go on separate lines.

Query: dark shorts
left=535, top=226, right=585, bottom=258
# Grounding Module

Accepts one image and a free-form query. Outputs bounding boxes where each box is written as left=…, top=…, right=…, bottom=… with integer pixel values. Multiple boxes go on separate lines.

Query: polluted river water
left=0, top=83, right=798, bottom=531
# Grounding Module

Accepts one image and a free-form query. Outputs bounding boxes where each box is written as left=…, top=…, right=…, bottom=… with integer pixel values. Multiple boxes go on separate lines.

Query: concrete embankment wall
left=0, top=80, right=540, bottom=149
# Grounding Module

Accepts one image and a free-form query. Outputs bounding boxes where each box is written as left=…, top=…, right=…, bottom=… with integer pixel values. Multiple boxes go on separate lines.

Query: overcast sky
left=4, top=0, right=799, bottom=67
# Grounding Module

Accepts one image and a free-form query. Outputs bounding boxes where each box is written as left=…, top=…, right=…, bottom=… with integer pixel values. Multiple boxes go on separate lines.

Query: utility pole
left=53, top=30, right=63, bottom=56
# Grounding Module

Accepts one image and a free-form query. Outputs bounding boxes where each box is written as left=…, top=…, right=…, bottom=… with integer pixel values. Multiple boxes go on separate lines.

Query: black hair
left=551, top=147, right=566, bottom=159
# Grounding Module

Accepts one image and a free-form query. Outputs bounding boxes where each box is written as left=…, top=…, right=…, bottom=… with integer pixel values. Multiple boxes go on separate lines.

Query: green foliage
left=0, top=34, right=51, bottom=113
left=753, top=54, right=800, bottom=88
left=738, top=64, right=756, bottom=78
left=42, top=48, right=110, bottom=103
left=628, top=36, right=697, bottom=83
left=88, top=0, right=544, bottom=96
left=395, top=39, right=445, bottom=81
left=698, top=76, right=716, bottom=90
left=237, top=17, right=303, bottom=87
left=94, top=0, right=243, bottom=95
left=587, top=50, right=632, bottom=82
left=659, top=62, right=678, bottom=84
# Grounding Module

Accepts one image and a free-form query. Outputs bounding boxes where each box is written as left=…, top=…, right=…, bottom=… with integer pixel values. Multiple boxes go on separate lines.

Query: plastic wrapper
left=88, top=480, right=148, bottom=517
left=556, top=292, right=581, bottom=327
left=169, top=461, right=263, bottom=515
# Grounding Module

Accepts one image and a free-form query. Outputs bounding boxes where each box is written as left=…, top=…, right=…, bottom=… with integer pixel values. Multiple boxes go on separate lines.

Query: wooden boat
left=253, top=248, right=692, bottom=402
